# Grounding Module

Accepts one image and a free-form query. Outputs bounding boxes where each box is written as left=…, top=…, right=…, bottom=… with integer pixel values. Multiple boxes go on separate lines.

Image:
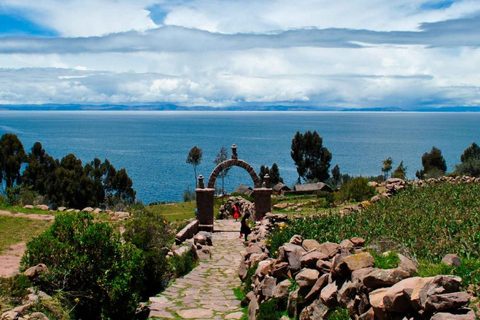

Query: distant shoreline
left=1, top=104, right=480, bottom=112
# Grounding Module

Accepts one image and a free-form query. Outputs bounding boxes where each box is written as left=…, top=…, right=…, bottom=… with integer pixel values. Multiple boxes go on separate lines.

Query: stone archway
left=196, top=144, right=272, bottom=232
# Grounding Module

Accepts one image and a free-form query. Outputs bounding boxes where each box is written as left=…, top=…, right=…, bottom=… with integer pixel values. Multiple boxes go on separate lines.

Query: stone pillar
left=231, top=144, right=238, bottom=160
left=253, top=187, right=272, bottom=221
left=196, top=188, right=215, bottom=232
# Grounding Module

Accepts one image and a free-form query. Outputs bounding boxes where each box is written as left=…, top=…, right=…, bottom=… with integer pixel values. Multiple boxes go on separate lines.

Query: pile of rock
left=413, top=175, right=480, bottom=187
left=218, top=196, right=255, bottom=220
left=239, top=235, right=475, bottom=320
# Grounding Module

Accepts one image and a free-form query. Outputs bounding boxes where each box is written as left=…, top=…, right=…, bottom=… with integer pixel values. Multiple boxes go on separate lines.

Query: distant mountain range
left=1, top=104, right=480, bottom=112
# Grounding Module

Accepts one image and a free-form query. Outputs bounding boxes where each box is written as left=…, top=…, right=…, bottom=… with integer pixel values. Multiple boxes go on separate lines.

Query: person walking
left=240, top=211, right=251, bottom=240
left=232, top=202, right=241, bottom=221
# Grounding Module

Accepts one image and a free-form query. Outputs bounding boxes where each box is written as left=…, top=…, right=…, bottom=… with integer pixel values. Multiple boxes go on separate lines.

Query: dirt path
left=148, top=219, right=246, bottom=319
left=0, top=242, right=27, bottom=278
left=0, top=210, right=55, bottom=221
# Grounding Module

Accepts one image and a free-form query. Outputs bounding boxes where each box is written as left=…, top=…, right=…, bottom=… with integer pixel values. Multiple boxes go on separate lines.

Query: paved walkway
left=149, top=219, right=246, bottom=319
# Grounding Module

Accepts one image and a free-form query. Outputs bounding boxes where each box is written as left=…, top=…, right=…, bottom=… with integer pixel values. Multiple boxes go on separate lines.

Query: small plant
left=334, top=176, right=375, bottom=203
left=370, top=251, right=400, bottom=269
left=257, top=297, right=288, bottom=320
left=168, top=246, right=198, bottom=278
left=327, top=307, right=350, bottom=320
left=182, top=188, right=196, bottom=202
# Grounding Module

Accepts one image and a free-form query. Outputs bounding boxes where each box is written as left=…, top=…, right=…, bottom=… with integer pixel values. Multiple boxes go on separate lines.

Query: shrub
left=183, top=188, right=196, bottom=202
left=123, top=209, right=173, bottom=298
left=21, top=212, right=144, bottom=320
left=168, top=247, right=197, bottom=278
left=327, top=308, right=350, bottom=320
left=257, top=297, right=288, bottom=320
left=334, top=176, right=375, bottom=203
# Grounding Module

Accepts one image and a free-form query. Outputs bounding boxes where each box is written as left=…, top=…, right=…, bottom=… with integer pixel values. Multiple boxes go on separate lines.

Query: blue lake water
left=0, top=111, right=479, bottom=204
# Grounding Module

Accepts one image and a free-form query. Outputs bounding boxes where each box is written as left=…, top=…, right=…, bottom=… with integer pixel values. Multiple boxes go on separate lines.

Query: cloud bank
left=0, top=0, right=479, bottom=108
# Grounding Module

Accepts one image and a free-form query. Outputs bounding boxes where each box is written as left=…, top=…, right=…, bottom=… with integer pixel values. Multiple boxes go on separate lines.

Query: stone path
left=149, top=219, right=246, bottom=319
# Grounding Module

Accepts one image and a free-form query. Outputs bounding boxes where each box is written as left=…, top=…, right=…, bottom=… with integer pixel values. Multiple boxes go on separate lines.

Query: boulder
left=339, top=239, right=354, bottom=249
left=418, top=275, right=462, bottom=310
left=249, top=253, right=269, bottom=265
left=358, top=308, right=375, bottom=320
left=57, top=206, right=66, bottom=212
left=351, top=267, right=374, bottom=284
left=295, top=268, right=320, bottom=288
left=246, top=243, right=264, bottom=256
left=316, top=259, right=332, bottom=274
left=299, top=298, right=329, bottom=320
left=320, top=281, right=338, bottom=309
left=425, top=292, right=470, bottom=312
left=317, top=242, right=340, bottom=257
left=1, top=311, right=19, bottom=320
left=283, top=243, right=307, bottom=271
left=193, top=233, right=208, bottom=245
left=337, top=281, right=357, bottom=310
left=82, top=207, right=94, bottom=212
left=350, top=237, right=366, bottom=246
left=255, top=260, right=273, bottom=278
left=363, top=268, right=411, bottom=289
left=442, top=254, right=461, bottom=267
left=272, top=262, right=289, bottom=279
left=23, top=205, right=34, bottom=209
left=333, top=252, right=375, bottom=276
left=305, top=273, right=329, bottom=301
left=301, top=251, right=327, bottom=268
left=238, top=260, right=248, bottom=281
left=30, top=312, right=49, bottom=320
left=273, top=279, right=292, bottom=299
left=383, top=277, right=423, bottom=312
left=302, top=239, right=321, bottom=251
left=93, top=208, right=102, bottom=214
left=24, top=264, right=48, bottom=278
left=290, top=235, right=304, bottom=246
left=247, top=296, right=259, bottom=320
left=398, top=253, right=418, bottom=276
left=260, top=275, right=277, bottom=299
left=36, top=205, right=49, bottom=211
left=273, top=203, right=289, bottom=209
left=369, top=287, right=389, bottom=320
left=430, top=308, right=477, bottom=320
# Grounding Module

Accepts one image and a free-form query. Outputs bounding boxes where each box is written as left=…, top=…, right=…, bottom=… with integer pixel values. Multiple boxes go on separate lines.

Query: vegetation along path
left=149, top=219, right=246, bottom=319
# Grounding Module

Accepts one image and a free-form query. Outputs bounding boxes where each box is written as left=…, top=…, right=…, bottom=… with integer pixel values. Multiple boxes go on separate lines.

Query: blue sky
left=0, top=0, right=479, bottom=109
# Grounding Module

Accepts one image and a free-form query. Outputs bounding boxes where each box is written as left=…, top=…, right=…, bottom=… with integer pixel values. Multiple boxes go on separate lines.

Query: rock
left=246, top=243, right=263, bottom=256
left=13, top=304, right=30, bottom=315
left=295, top=268, right=320, bottom=288
left=350, top=237, right=366, bottom=246
left=287, top=288, right=302, bottom=319
left=339, top=239, right=354, bottom=249
left=93, top=208, right=102, bottom=214
left=425, top=292, right=471, bottom=312
left=302, top=239, right=321, bottom=251
left=249, top=253, right=268, bottom=265
left=82, top=207, right=94, bottom=212
left=301, top=251, right=328, bottom=268
left=24, top=264, right=48, bottom=278
left=337, top=281, right=357, bottom=310
left=23, top=205, right=34, bottom=209
left=299, top=298, right=329, bottom=320
left=273, top=279, right=292, bottom=299
left=409, top=277, right=435, bottom=310
left=177, top=309, right=213, bottom=319
left=333, top=252, right=375, bottom=276
left=57, top=206, right=66, bottom=212
left=316, top=259, right=332, bottom=274
left=116, top=211, right=129, bottom=218
left=442, top=254, right=461, bottom=267
left=36, top=205, right=49, bottom=211
left=383, top=277, right=423, bottom=312
left=358, top=308, right=375, bottom=320
left=418, top=275, right=462, bottom=310
left=351, top=267, right=374, bottom=284
left=369, top=287, right=389, bottom=320
left=248, top=297, right=259, bottom=320
left=320, top=281, right=338, bottom=309
left=273, top=203, right=289, bottom=209
left=317, top=242, right=340, bottom=257
left=367, top=181, right=378, bottom=187
left=305, top=273, right=329, bottom=301
left=255, top=260, right=273, bottom=278
left=260, top=275, right=277, bottom=299
left=290, top=235, right=303, bottom=245
left=272, top=262, right=289, bottom=279
left=430, top=308, right=477, bottom=320
left=363, top=267, right=411, bottom=288
left=370, top=195, right=381, bottom=203
left=29, top=312, right=49, bottom=320
left=1, top=311, right=19, bottom=320
left=398, top=253, right=418, bottom=276
left=193, top=233, right=208, bottom=245
left=283, top=243, right=307, bottom=271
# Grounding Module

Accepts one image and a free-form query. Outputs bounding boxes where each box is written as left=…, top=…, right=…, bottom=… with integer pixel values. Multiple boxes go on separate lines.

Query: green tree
left=0, top=133, right=27, bottom=189
left=290, top=131, right=332, bottom=182
left=381, top=157, right=393, bottom=180
left=214, top=146, right=230, bottom=195
left=23, top=142, right=58, bottom=195
left=391, top=161, right=407, bottom=179
left=456, top=142, right=480, bottom=177
left=416, top=147, right=447, bottom=179
left=331, top=164, right=341, bottom=183
left=186, top=146, right=202, bottom=188
left=259, top=165, right=270, bottom=185
left=269, top=163, right=283, bottom=185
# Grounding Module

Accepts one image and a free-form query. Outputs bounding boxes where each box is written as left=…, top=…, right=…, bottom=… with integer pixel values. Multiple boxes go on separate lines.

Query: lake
left=0, top=111, right=479, bottom=204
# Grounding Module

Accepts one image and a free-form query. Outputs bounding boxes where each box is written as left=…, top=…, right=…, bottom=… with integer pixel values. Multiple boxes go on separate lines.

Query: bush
left=123, top=209, right=173, bottom=298
left=168, top=247, right=197, bottom=278
left=21, top=212, right=145, bottom=320
left=182, top=188, right=196, bottom=202
left=257, top=297, right=288, bottom=320
left=334, top=176, right=375, bottom=203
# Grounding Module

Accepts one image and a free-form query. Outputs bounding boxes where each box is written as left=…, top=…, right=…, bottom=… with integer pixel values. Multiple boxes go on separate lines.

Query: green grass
left=146, top=199, right=224, bottom=222
left=0, top=204, right=55, bottom=215
left=0, top=216, right=52, bottom=254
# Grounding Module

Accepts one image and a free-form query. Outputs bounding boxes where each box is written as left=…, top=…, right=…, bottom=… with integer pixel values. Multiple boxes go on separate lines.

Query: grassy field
left=146, top=199, right=225, bottom=221
left=0, top=204, right=55, bottom=216
left=0, top=216, right=52, bottom=254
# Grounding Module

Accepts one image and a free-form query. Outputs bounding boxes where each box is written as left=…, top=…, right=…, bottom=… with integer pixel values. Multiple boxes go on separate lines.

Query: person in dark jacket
left=240, top=211, right=251, bottom=240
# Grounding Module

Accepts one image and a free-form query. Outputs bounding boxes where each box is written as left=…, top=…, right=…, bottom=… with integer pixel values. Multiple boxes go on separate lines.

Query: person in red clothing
left=232, top=202, right=241, bottom=221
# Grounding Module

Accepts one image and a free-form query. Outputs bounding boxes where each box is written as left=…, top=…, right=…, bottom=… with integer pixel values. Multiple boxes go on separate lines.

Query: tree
left=186, top=146, right=202, bottom=188
left=23, top=142, right=58, bottom=195
left=331, top=164, right=341, bottom=183
left=455, top=142, right=480, bottom=177
left=416, top=147, right=447, bottom=179
left=269, top=163, right=283, bottom=185
left=259, top=165, right=270, bottom=185
left=391, top=161, right=407, bottom=179
left=0, top=133, right=27, bottom=189
left=290, top=131, right=332, bottom=182
left=213, top=146, right=230, bottom=195
left=381, top=157, right=393, bottom=180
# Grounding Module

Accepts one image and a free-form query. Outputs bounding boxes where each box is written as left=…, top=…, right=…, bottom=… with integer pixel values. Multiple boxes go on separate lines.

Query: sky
left=0, top=0, right=479, bottom=109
